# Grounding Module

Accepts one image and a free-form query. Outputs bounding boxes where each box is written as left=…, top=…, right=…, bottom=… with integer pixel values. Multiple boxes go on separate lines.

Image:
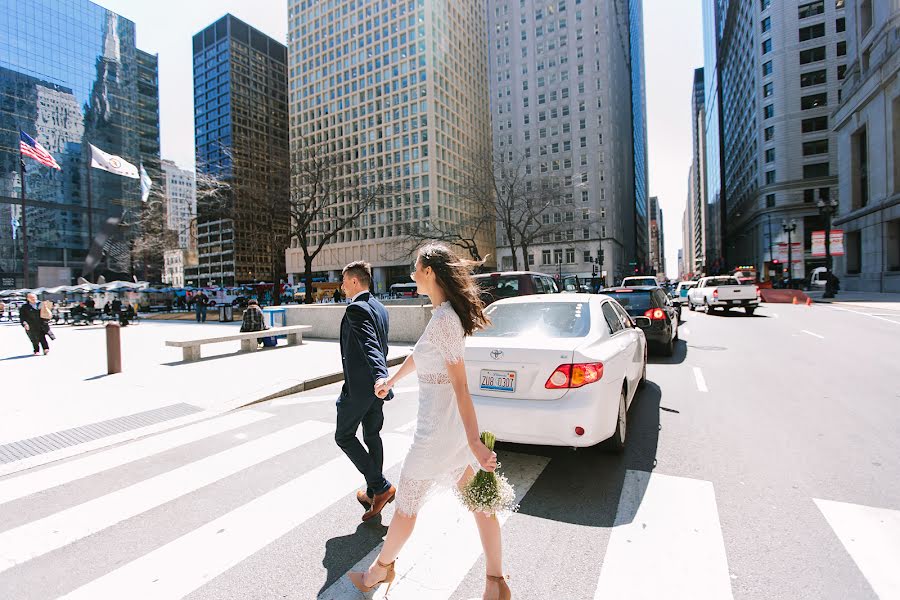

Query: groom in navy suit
left=336, top=261, right=396, bottom=521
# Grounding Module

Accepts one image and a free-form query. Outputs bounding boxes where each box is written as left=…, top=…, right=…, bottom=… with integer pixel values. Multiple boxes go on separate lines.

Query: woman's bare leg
left=358, top=509, right=417, bottom=587
left=457, top=466, right=505, bottom=598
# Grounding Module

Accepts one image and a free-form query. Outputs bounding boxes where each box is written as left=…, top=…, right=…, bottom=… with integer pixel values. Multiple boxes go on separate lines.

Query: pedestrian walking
left=332, top=287, right=343, bottom=303
left=334, top=261, right=395, bottom=522
left=350, top=243, right=508, bottom=600
left=40, top=299, right=56, bottom=340
left=194, top=291, right=209, bottom=322
left=19, top=292, right=50, bottom=355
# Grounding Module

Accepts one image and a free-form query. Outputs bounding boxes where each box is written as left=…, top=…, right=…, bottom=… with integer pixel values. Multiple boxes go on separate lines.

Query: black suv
left=601, top=286, right=680, bottom=356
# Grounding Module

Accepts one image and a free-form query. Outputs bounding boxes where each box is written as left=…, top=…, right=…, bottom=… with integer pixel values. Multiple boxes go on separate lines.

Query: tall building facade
left=833, top=0, right=900, bottom=292
left=0, top=0, right=158, bottom=287
left=648, top=195, right=664, bottom=275
left=192, top=14, right=289, bottom=287
left=488, top=0, right=640, bottom=283
left=284, top=0, right=494, bottom=291
left=630, top=0, right=650, bottom=275
left=689, top=67, right=708, bottom=275
left=161, top=160, right=197, bottom=250
left=708, top=0, right=847, bottom=282
left=702, top=0, right=727, bottom=274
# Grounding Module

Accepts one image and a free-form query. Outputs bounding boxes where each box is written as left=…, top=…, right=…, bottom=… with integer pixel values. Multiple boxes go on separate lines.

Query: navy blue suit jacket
left=339, top=292, right=393, bottom=403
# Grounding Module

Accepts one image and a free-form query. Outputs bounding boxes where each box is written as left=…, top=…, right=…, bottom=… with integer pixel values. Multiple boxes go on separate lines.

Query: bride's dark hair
left=417, top=243, right=490, bottom=336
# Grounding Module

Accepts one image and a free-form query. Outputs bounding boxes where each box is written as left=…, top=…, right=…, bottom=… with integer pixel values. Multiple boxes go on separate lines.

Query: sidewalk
left=807, top=289, right=900, bottom=312
left=0, top=320, right=412, bottom=475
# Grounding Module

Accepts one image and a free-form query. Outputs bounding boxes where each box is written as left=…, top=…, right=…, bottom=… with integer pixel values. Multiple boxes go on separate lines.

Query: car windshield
left=605, top=291, right=652, bottom=315
left=472, top=302, right=591, bottom=338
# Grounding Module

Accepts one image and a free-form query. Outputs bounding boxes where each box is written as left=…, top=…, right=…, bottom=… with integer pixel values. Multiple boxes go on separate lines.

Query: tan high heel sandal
left=485, top=574, right=511, bottom=600
left=348, top=558, right=396, bottom=594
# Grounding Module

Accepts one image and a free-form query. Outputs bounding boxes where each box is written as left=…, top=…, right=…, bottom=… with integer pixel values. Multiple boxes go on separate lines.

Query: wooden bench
left=165, top=325, right=312, bottom=362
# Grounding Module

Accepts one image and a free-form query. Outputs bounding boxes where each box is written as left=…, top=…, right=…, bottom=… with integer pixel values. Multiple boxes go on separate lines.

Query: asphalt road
left=0, top=300, right=897, bottom=600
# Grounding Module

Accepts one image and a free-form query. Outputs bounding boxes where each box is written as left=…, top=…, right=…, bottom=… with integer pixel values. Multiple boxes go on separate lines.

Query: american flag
left=19, top=130, right=61, bottom=170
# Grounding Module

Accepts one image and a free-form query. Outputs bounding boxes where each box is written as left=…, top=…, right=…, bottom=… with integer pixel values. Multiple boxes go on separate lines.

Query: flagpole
left=19, top=149, right=29, bottom=290
left=87, top=153, right=94, bottom=245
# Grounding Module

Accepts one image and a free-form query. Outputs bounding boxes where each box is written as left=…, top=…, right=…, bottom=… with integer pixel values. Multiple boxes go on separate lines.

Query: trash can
left=218, top=305, right=234, bottom=322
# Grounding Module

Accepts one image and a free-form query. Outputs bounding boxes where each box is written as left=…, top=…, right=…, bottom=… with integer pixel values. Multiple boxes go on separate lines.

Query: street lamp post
left=817, top=197, right=839, bottom=298
left=782, top=219, right=797, bottom=289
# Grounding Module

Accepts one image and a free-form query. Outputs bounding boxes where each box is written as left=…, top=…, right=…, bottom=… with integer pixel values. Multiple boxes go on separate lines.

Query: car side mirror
left=633, top=316, right=651, bottom=328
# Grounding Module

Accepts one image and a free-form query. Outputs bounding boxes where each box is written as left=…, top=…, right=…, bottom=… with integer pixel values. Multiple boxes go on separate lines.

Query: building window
left=799, top=24, right=826, bottom=42
left=542, top=249, right=552, bottom=265
left=838, top=64, right=847, bottom=79
left=837, top=41, right=847, bottom=56
left=765, top=148, right=776, bottom=163
left=761, top=0, right=771, bottom=10
left=860, top=0, right=873, bottom=36
left=851, top=126, right=869, bottom=208
left=762, top=38, right=772, bottom=54
left=846, top=230, right=862, bottom=274
left=800, top=46, right=827, bottom=64
left=583, top=250, right=592, bottom=263
left=887, top=219, right=900, bottom=271
left=803, top=162, right=830, bottom=178
left=798, top=1, right=825, bottom=18
left=553, top=249, right=563, bottom=264
left=802, top=139, right=829, bottom=155
left=765, top=126, right=775, bottom=141
left=763, top=60, right=773, bottom=76
left=764, top=104, right=774, bottom=119
left=804, top=189, right=816, bottom=203
left=766, top=194, right=776, bottom=208
left=801, top=93, right=827, bottom=110
left=761, top=17, right=771, bottom=33
left=802, top=116, right=829, bottom=132
left=565, top=248, right=576, bottom=263
left=764, top=82, right=774, bottom=97
left=836, top=17, right=846, bottom=33
left=893, top=96, right=900, bottom=193
left=801, top=69, right=827, bottom=87
left=766, top=170, right=776, bottom=184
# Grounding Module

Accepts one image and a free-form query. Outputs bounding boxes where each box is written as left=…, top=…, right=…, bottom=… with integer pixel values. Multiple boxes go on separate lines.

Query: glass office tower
left=0, top=0, right=158, bottom=287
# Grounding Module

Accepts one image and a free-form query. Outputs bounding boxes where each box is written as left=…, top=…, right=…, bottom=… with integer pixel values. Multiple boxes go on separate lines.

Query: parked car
left=687, top=276, right=760, bottom=315
left=467, top=294, right=647, bottom=451
left=602, top=286, right=679, bottom=356
left=674, top=280, right=698, bottom=305
left=621, top=276, right=660, bottom=288
left=473, top=271, right=559, bottom=305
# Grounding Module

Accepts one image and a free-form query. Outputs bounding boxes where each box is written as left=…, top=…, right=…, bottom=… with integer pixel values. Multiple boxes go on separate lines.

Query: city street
left=0, top=301, right=897, bottom=599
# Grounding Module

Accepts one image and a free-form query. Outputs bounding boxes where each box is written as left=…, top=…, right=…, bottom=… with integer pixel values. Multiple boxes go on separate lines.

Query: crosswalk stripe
left=57, top=432, right=412, bottom=600
left=270, top=386, right=420, bottom=407
left=593, top=470, right=733, bottom=600
left=319, top=452, right=550, bottom=600
left=815, top=498, right=900, bottom=599
left=0, top=411, right=271, bottom=506
left=0, top=420, right=334, bottom=574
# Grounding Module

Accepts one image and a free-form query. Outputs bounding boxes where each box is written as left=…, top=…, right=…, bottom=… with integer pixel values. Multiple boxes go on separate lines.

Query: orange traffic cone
left=806, top=297, right=813, bottom=306
left=792, top=296, right=799, bottom=305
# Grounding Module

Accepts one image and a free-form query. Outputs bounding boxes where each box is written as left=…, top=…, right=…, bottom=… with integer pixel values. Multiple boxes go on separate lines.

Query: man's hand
left=23, top=322, right=29, bottom=332
left=374, top=378, right=392, bottom=399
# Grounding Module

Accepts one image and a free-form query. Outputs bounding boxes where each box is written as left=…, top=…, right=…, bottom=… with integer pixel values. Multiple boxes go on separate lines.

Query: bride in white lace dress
left=349, top=243, right=511, bottom=600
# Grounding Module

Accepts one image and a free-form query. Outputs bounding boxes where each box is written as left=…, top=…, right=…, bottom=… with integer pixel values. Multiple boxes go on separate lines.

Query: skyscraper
left=630, top=0, right=650, bottom=276
left=488, top=0, right=641, bottom=283
left=192, top=14, right=289, bottom=287
left=689, top=67, right=707, bottom=275
left=648, top=195, right=664, bottom=275
left=706, top=0, right=847, bottom=282
left=284, top=0, right=494, bottom=291
left=161, top=159, right=196, bottom=251
left=0, top=0, right=158, bottom=287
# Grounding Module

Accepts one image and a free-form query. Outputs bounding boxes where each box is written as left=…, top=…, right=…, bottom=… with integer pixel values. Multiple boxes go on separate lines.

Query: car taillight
left=643, top=308, right=666, bottom=320
left=545, top=362, right=604, bottom=389
left=712, top=289, right=719, bottom=299
left=755, top=285, right=761, bottom=298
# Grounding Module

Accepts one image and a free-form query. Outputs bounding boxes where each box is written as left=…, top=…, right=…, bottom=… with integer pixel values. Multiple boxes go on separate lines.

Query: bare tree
left=510, top=179, right=567, bottom=272
left=288, top=142, right=384, bottom=304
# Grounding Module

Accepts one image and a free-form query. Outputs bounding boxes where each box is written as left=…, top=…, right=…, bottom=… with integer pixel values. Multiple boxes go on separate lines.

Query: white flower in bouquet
left=456, top=431, right=518, bottom=515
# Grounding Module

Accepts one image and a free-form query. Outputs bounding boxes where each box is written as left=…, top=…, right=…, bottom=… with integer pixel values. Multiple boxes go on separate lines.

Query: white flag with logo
left=139, top=163, right=152, bottom=202
left=90, top=144, right=139, bottom=179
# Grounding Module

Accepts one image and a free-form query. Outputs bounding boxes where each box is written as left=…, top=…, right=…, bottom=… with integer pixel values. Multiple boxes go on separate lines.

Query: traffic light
left=592, top=262, right=598, bottom=276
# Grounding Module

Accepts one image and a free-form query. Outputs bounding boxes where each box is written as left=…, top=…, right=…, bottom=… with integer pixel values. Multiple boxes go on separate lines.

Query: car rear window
left=707, top=277, right=739, bottom=286
left=476, top=276, right=521, bottom=300
left=605, top=291, right=653, bottom=315
left=473, top=302, right=591, bottom=338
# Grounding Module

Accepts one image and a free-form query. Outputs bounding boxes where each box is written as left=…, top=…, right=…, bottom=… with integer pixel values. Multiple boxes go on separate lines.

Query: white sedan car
left=467, top=294, right=648, bottom=452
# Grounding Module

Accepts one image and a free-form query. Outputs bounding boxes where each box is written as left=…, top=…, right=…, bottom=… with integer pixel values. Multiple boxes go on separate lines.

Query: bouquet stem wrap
left=456, top=431, right=518, bottom=515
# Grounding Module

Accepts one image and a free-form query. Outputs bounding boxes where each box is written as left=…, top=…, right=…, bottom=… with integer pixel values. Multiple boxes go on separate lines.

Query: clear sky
left=96, top=0, right=702, bottom=279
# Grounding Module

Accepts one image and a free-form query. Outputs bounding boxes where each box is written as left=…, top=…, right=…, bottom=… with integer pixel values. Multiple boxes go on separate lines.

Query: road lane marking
left=58, top=433, right=413, bottom=600
left=594, top=470, right=733, bottom=600
left=0, top=411, right=272, bottom=506
left=826, top=306, right=900, bottom=325
left=0, top=420, right=335, bottom=574
left=801, top=330, right=825, bottom=339
left=693, top=367, right=708, bottom=392
left=320, top=452, right=549, bottom=599
left=815, top=498, right=900, bottom=599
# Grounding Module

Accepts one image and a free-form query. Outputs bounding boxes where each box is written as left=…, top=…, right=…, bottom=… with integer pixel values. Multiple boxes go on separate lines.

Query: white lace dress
left=394, top=301, right=477, bottom=517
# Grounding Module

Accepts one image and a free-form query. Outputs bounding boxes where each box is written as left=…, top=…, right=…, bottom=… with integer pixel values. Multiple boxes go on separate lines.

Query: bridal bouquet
left=457, top=431, right=518, bottom=515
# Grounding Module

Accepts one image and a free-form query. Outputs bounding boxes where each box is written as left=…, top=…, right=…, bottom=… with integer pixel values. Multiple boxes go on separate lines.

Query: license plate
left=480, top=369, right=517, bottom=392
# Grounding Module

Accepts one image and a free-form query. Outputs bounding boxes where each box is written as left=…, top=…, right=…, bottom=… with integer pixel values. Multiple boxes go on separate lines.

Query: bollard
left=106, top=322, right=122, bottom=374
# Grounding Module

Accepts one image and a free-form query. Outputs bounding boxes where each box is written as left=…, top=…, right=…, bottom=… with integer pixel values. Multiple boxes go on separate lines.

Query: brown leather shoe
left=356, top=490, right=372, bottom=509
left=362, top=485, right=396, bottom=521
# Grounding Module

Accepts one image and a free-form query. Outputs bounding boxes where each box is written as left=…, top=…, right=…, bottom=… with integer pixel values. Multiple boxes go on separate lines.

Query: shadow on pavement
left=647, top=338, right=687, bottom=365
left=319, top=518, right=389, bottom=597
left=505, top=380, right=662, bottom=529
left=0, top=354, right=35, bottom=361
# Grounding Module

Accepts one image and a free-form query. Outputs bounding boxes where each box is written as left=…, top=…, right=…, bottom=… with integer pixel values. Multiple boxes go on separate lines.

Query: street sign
left=811, top=230, right=844, bottom=257
left=1, top=276, right=15, bottom=289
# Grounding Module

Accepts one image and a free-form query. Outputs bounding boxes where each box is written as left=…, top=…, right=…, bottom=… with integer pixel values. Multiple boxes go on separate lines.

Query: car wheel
left=703, top=300, right=711, bottom=313
left=605, top=387, right=628, bottom=453
left=663, top=336, right=674, bottom=357
left=638, top=346, right=647, bottom=388
left=688, top=301, right=695, bottom=312
left=745, top=307, right=756, bottom=316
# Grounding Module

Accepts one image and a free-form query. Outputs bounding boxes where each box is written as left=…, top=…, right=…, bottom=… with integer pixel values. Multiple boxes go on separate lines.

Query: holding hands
left=374, top=378, right=392, bottom=399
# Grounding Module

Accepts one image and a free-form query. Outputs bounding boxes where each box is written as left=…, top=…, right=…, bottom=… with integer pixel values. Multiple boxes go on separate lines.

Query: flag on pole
left=89, top=144, right=139, bottom=179
left=19, top=130, right=61, bottom=170
left=139, top=163, right=152, bottom=202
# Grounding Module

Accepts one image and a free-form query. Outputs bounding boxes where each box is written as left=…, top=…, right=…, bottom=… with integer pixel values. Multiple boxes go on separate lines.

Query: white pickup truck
left=687, top=276, right=760, bottom=316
